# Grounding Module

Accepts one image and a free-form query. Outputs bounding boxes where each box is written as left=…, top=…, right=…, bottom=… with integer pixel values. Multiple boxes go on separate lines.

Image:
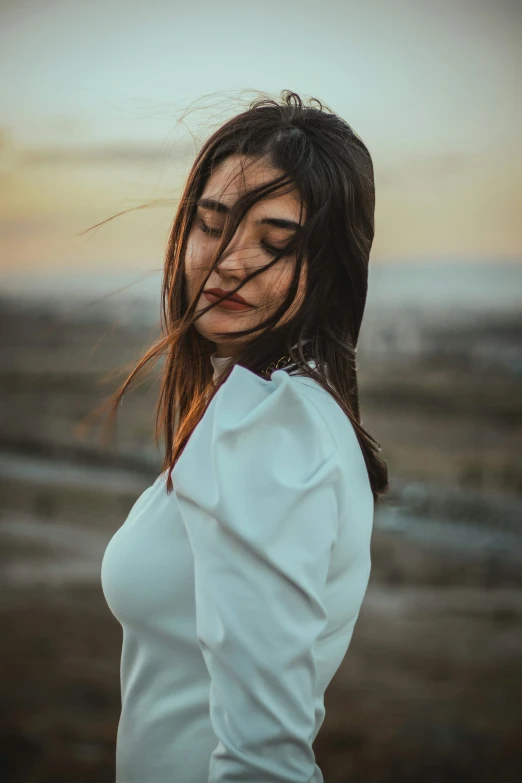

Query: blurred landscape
left=0, top=260, right=521, bottom=782
left=2, top=0, right=521, bottom=776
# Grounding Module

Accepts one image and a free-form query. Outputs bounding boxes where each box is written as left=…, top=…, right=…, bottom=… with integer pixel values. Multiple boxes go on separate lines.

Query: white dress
left=101, top=352, right=374, bottom=782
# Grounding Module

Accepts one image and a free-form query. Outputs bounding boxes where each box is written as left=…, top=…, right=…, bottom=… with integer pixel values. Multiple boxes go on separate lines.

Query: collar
left=210, top=339, right=313, bottom=385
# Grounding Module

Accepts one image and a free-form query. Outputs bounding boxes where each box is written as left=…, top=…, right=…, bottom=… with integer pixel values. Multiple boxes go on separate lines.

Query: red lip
left=204, top=288, right=252, bottom=306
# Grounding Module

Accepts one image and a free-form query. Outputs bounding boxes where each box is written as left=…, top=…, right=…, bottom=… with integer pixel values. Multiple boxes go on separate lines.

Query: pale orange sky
left=1, top=0, right=521, bottom=275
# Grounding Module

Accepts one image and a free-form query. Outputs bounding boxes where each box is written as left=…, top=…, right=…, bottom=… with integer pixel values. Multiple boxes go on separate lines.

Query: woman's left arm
left=174, top=366, right=340, bottom=783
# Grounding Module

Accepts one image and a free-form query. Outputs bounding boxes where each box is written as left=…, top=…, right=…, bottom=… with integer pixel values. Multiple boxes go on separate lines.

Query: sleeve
left=173, top=364, right=340, bottom=783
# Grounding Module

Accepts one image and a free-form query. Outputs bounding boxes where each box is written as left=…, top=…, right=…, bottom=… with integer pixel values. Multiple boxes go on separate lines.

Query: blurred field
left=1, top=295, right=522, bottom=782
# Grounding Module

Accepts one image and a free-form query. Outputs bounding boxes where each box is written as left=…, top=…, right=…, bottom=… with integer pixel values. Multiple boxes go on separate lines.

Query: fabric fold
left=173, top=364, right=340, bottom=782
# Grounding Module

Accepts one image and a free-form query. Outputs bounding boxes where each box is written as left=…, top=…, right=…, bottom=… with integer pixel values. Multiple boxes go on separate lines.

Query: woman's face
left=184, top=153, right=307, bottom=358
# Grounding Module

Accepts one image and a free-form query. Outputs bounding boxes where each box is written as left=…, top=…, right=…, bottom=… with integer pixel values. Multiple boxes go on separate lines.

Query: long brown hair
left=85, top=90, right=389, bottom=504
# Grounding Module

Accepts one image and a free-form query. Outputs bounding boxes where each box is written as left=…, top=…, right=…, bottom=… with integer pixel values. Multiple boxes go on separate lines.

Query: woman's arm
left=174, top=365, right=340, bottom=783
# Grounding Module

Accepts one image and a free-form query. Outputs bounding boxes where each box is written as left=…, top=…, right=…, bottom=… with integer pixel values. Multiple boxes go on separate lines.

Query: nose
left=216, top=226, right=269, bottom=274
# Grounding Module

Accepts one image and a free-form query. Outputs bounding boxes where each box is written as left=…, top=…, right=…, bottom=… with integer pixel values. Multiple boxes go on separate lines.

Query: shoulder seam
left=288, top=377, right=338, bottom=456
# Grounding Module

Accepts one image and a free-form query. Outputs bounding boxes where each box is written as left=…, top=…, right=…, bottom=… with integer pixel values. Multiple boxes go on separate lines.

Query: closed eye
left=196, top=219, right=287, bottom=258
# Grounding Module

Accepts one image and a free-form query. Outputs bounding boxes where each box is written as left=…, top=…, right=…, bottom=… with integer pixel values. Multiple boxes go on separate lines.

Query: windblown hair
left=91, top=90, right=389, bottom=503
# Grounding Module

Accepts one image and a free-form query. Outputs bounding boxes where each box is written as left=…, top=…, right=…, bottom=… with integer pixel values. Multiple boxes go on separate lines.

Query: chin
left=194, top=313, right=240, bottom=343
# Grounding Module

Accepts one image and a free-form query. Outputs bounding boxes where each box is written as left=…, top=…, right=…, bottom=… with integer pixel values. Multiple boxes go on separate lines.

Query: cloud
left=19, top=141, right=193, bottom=167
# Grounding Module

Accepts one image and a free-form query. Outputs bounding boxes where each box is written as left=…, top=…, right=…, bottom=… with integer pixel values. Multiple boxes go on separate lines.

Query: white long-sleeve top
left=101, top=355, right=374, bottom=783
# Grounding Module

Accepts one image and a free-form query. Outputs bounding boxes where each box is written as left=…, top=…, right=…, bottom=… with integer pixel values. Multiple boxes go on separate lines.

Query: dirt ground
left=1, top=506, right=521, bottom=783
left=1, top=302, right=521, bottom=781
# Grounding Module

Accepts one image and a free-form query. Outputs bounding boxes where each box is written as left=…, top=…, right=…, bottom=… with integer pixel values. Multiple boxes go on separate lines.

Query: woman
left=101, top=90, right=388, bottom=783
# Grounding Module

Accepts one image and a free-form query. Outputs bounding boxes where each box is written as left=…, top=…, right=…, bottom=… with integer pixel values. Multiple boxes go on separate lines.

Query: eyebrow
left=196, top=197, right=301, bottom=231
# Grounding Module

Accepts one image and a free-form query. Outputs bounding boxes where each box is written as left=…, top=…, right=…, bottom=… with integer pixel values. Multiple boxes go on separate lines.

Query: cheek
left=264, top=264, right=293, bottom=298
left=268, top=260, right=306, bottom=302
left=185, top=234, right=210, bottom=291
left=184, top=234, right=198, bottom=275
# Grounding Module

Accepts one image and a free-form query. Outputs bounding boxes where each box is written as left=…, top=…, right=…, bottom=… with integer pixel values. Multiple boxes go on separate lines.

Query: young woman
left=101, top=90, right=388, bottom=783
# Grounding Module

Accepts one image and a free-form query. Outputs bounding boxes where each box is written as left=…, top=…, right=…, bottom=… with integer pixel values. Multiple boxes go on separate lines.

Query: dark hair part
left=94, top=90, right=388, bottom=503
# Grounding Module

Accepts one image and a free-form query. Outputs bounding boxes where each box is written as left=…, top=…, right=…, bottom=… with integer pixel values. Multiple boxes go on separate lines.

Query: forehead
left=203, top=154, right=304, bottom=219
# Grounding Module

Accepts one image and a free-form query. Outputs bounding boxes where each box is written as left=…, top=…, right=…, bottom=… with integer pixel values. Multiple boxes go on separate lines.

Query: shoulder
left=208, top=363, right=368, bottom=484
left=173, top=365, right=341, bottom=506
left=173, top=364, right=343, bottom=545
left=211, top=364, right=337, bottom=459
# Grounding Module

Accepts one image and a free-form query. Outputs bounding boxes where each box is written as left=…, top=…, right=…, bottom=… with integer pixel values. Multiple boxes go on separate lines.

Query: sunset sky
left=1, top=0, right=521, bottom=277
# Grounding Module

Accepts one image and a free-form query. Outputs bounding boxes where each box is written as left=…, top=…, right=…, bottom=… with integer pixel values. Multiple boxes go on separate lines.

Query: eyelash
left=196, top=218, right=284, bottom=258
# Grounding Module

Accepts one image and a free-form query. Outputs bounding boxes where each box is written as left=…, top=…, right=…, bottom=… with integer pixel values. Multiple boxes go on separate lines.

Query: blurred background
left=1, top=0, right=521, bottom=781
